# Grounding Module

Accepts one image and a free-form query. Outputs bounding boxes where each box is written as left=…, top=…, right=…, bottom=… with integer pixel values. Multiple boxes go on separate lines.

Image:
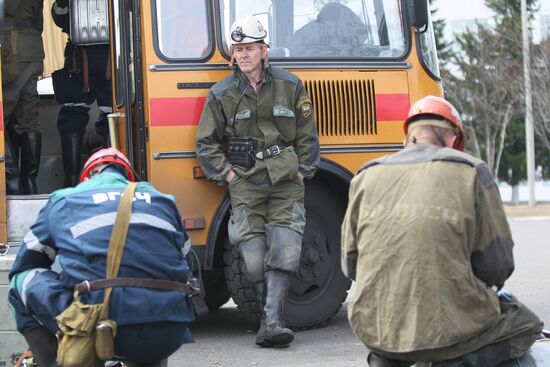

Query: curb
left=507, top=216, right=550, bottom=222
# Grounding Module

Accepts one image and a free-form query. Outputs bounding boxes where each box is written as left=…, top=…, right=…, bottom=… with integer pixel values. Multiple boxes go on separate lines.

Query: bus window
left=154, top=0, right=211, bottom=60
left=113, top=0, right=135, bottom=108
left=417, top=12, right=441, bottom=79
left=218, top=0, right=407, bottom=60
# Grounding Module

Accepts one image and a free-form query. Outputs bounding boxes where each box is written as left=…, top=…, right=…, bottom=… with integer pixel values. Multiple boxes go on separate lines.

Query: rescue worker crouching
left=8, top=148, right=196, bottom=366
left=196, top=16, right=320, bottom=348
left=51, top=0, right=113, bottom=188
left=341, top=96, right=543, bottom=367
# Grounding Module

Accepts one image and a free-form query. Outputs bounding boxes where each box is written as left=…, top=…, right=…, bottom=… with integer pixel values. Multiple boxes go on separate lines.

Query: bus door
left=139, top=0, right=228, bottom=252
left=0, top=68, right=6, bottom=253
left=110, top=0, right=147, bottom=178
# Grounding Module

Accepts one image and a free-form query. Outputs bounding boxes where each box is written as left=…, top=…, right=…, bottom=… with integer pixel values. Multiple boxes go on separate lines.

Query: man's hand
left=297, top=171, right=304, bottom=181
left=226, top=170, right=236, bottom=184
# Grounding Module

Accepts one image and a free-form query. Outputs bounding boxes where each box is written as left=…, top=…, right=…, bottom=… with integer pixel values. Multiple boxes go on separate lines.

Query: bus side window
left=289, top=3, right=369, bottom=57
left=156, top=0, right=210, bottom=60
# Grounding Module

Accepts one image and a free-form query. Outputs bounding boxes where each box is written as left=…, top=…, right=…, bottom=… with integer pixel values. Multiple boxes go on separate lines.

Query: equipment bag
left=56, top=182, right=137, bottom=367
left=51, top=66, right=95, bottom=105
left=70, top=0, right=110, bottom=45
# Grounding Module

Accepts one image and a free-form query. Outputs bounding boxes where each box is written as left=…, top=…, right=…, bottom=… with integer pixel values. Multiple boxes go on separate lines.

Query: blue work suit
left=9, top=169, right=195, bottom=363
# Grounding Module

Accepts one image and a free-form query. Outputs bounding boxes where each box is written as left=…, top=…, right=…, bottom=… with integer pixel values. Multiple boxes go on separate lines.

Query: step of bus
left=6, top=194, right=49, bottom=245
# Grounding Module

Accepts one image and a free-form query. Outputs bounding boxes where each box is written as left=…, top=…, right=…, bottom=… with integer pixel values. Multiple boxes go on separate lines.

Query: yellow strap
left=101, top=182, right=137, bottom=316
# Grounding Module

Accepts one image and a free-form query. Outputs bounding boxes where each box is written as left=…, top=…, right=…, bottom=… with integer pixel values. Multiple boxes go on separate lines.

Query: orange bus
left=0, top=0, right=442, bottom=360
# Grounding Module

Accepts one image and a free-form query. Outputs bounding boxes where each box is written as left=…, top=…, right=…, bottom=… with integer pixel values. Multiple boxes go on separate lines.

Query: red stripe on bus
left=149, top=94, right=409, bottom=126
left=375, top=94, right=410, bottom=121
left=150, top=97, right=206, bottom=126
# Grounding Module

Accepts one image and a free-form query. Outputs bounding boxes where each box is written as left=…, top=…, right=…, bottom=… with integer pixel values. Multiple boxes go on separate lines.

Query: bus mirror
left=407, top=0, right=429, bottom=33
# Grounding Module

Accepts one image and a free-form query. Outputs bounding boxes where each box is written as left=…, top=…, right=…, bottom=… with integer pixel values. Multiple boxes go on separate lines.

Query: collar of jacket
left=233, top=63, right=273, bottom=92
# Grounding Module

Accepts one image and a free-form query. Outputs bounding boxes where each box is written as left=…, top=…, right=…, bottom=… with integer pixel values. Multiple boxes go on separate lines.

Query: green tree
left=429, top=0, right=452, bottom=66
left=532, top=37, right=550, bottom=155
left=442, top=0, right=538, bottom=185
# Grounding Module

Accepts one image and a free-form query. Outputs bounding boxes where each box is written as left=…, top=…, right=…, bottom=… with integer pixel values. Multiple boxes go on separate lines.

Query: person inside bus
left=51, top=0, right=113, bottom=188
left=289, top=2, right=370, bottom=57
left=341, top=96, right=543, bottom=367
left=8, top=148, right=195, bottom=367
left=1, top=0, right=45, bottom=195
left=196, top=16, right=320, bottom=348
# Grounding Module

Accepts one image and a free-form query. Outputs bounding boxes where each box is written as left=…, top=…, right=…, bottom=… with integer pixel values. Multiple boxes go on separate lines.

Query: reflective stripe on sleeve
left=53, top=4, right=69, bottom=15
left=20, top=268, right=49, bottom=306
left=23, top=232, right=57, bottom=261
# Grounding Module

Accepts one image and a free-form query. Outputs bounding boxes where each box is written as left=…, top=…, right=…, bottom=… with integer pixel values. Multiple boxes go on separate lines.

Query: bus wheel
left=224, top=238, right=260, bottom=321
left=223, top=182, right=351, bottom=329
left=202, top=268, right=231, bottom=311
left=285, top=182, right=351, bottom=329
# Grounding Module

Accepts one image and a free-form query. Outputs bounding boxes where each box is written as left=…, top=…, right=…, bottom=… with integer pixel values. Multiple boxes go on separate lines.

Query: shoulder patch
left=297, top=96, right=312, bottom=118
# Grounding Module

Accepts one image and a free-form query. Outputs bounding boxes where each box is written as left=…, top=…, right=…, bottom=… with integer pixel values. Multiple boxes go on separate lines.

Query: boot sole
left=256, top=331, right=294, bottom=348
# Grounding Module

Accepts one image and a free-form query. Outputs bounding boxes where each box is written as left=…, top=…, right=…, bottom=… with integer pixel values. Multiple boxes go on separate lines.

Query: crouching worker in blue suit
left=9, top=148, right=196, bottom=367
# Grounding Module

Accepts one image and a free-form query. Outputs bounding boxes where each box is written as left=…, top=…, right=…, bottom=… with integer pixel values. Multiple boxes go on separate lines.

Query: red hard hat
left=79, top=148, right=136, bottom=183
left=403, top=95, right=465, bottom=151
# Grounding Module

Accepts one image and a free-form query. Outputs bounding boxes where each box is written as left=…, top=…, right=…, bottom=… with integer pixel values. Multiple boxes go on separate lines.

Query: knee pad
left=238, top=236, right=268, bottom=283
left=265, top=224, right=302, bottom=274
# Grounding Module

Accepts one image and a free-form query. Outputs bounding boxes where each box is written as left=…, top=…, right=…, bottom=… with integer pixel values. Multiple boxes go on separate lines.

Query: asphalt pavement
left=170, top=218, right=550, bottom=367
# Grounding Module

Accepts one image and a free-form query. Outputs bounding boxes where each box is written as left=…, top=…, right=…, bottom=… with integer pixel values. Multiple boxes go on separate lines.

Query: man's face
left=233, top=42, right=267, bottom=74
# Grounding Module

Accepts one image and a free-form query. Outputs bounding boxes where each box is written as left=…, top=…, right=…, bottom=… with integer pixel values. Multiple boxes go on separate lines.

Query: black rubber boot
left=417, top=340, right=511, bottom=367
left=252, top=281, right=268, bottom=347
left=23, top=326, right=59, bottom=367
left=256, top=270, right=294, bottom=348
left=4, top=135, right=22, bottom=194
left=367, top=352, right=413, bottom=367
left=20, top=132, right=42, bottom=194
left=61, top=133, right=83, bottom=187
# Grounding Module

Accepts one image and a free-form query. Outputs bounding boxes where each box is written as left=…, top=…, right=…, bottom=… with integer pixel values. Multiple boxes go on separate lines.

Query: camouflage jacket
left=196, top=65, right=320, bottom=186
left=3, top=0, right=44, bottom=62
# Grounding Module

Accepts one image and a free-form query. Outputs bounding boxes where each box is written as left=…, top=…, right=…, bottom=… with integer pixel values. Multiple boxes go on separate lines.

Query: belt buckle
left=269, top=145, right=281, bottom=156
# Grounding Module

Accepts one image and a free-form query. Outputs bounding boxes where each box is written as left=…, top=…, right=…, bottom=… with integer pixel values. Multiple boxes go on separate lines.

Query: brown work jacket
left=341, top=143, right=514, bottom=352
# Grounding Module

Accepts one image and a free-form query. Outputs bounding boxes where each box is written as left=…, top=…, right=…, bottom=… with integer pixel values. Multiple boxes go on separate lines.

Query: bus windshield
left=218, top=0, right=407, bottom=59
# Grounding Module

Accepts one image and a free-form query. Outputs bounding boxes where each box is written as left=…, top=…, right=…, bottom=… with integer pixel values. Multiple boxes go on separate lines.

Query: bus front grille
left=304, top=79, right=377, bottom=137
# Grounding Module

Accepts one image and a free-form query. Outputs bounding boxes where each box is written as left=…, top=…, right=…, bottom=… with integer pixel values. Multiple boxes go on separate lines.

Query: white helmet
left=229, top=16, right=267, bottom=46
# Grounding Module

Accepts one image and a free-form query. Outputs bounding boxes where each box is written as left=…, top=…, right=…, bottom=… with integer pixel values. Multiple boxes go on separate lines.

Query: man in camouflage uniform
left=341, top=96, right=543, bottom=367
left=196, top=16, right=320, bottom=348
left=2, top=0, right=44, bottom=194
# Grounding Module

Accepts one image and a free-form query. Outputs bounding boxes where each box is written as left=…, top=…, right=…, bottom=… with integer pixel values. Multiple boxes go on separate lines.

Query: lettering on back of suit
left=92, top=192, right=152, bottom=204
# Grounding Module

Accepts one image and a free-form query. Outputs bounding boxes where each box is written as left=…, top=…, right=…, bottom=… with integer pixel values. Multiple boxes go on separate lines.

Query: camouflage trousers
left=227, top=174, right=305, bottom=244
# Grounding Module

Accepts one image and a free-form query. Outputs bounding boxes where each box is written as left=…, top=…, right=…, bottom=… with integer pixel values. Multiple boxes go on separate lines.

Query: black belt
left=74, top=277, right=195, bottom=295
left=255, top=145, right=288, bottom=160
